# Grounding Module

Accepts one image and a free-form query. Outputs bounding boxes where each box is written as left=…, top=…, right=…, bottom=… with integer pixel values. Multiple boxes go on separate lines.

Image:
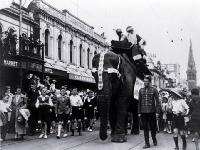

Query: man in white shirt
left=171, top=95, right=189, bottom=150
left=69, top=88, right=83, bottom=136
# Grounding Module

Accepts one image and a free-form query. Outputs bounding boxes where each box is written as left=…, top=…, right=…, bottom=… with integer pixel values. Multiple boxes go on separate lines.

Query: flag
left=0, top=0, right=13, bottom=10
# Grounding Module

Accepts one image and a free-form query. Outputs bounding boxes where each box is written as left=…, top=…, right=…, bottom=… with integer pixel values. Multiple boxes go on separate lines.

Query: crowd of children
left=0, top=74, right=98, bottom=141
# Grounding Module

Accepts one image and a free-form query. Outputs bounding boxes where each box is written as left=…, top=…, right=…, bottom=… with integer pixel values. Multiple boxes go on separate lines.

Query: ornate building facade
left=187, top=40, right=197, bottom=91
left=28, top=0, right=107, bottom=89
left=0, top=2, right=44, bottom=96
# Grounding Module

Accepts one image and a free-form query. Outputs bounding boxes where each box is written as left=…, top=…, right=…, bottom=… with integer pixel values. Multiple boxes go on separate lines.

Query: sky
left=13, top=0, right=200, bottom=84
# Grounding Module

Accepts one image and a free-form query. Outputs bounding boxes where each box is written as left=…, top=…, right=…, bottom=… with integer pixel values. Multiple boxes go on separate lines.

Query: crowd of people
left=157, top=87, right=200, bottom=150
left=0, top=74, right=200, bottom=150
left=0, top=74, right=98, bottom=141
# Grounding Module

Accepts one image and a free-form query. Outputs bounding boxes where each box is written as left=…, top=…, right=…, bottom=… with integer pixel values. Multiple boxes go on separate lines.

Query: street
left=1, top=130, right=196, bottom=150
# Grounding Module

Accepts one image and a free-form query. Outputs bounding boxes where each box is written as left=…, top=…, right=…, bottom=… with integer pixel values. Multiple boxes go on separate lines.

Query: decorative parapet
left=29, top=0, right=105, bottom=45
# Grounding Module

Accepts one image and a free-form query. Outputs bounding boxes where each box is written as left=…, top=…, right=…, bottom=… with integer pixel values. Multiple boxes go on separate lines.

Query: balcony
left=1, top=30, right=44, bottom=61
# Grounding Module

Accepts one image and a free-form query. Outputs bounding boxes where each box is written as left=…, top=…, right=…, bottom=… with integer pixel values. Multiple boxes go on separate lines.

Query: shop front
left=0, top=57, right=44, bottom=96
left=44, top=66, right=96, bottom=91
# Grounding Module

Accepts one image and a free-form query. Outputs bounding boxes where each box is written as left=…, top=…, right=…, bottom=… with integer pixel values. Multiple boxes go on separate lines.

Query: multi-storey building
left=28, top=0, right=107, bottom=89
left=161, top=63, right=180, bottom=87
left=0, top=2, right=44, bottom=96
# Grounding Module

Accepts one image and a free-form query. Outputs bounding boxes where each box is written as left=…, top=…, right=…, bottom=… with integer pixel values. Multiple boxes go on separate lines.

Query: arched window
left=58, top=35, right=62, bottom=60
left=79, top=44, right=82, bottom=66
left=70, top=40, right=73, bottom=63
left=87, top=48, right=90, bottom=68
left=94, top=51, right=97, bottom=55
left=45, top=29, right=50, bottom=57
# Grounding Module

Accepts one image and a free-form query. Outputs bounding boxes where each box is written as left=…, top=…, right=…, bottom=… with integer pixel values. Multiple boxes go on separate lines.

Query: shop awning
left=66, top=67, right=95, bottom=83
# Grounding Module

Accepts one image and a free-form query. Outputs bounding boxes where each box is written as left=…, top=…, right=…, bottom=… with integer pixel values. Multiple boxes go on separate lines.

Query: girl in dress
left=167, top=95, right=173, bottom=134
left=35, top=87, right=53, bottom=139
left=161, top=96, right=168, bottom=132
left=10, top=87, right=27, bottom=140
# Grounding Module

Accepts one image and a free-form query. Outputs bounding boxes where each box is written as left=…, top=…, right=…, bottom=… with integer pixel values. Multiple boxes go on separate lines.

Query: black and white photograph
left=0, top=0, right=200, bottom=149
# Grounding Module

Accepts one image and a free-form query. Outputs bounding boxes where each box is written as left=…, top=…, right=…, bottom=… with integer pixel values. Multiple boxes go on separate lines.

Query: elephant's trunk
left=97, top=89, right=111, bottom=141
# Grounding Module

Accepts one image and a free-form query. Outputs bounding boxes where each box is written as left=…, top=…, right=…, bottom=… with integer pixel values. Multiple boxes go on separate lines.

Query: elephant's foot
left=111, top=134, right=127, bottom=143
left=99, top=126, right=108, bottom=140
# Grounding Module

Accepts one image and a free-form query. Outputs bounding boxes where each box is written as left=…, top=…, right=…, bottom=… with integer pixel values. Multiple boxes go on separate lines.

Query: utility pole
left=19, top=0, right=22, bottom=36
left=19, top=0, right=23, bottom=88
left=17, top=0, right=22, bottom=55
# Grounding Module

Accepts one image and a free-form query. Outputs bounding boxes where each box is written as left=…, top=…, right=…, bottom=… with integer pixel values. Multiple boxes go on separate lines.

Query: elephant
left=92, top=48, right=136, bottom=143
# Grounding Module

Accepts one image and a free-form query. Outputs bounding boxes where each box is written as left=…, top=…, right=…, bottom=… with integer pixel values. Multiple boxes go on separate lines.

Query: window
left=70, top=40, right=73, bottom=63
left=79, top=44, right=82, bottom=66
left=94, top=51, right=97, bottom=55
left=45, top=29, right=50, bottom=57
left=87, top=48, right=90, bottom=68
left=58, top=35, right=62, bottom=60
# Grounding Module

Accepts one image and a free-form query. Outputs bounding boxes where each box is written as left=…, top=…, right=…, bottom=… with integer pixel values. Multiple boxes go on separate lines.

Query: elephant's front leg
left=109, top=101, right=117, bottom=137
left=111, top=96, right=128, bottom=143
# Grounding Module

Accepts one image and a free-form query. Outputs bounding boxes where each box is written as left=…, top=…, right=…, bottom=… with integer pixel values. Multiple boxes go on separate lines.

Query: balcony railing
left=18, top=36, right=44, bottom=60
left=1, top=32, right=44, bottom=60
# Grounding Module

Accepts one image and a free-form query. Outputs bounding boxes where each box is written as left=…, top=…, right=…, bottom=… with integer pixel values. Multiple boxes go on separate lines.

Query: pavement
left=0, top=129, right=196, bottom=150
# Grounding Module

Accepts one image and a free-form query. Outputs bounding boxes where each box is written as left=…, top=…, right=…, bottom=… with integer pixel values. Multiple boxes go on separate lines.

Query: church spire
left=187, top=39, right=197, bottom=90
left=187, top=39, right=196, bottom=71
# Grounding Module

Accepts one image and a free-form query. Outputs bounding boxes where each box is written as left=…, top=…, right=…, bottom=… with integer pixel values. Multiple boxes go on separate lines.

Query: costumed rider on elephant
left=115, top=26, right=147, bottom=66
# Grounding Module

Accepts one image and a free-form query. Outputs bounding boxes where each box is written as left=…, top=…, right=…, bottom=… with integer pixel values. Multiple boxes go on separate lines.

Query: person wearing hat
left=126, top=26, right=147, bottom=64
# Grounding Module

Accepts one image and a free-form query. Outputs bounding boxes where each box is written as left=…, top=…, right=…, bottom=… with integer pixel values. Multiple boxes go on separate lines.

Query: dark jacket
left=190, top=95, right=200, bottom=120
left=138, top=86, right=160, bottom=114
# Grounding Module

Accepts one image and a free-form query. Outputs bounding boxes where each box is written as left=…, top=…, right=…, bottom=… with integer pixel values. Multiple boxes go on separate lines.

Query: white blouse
left=171, top=99, right=189, bottom=115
